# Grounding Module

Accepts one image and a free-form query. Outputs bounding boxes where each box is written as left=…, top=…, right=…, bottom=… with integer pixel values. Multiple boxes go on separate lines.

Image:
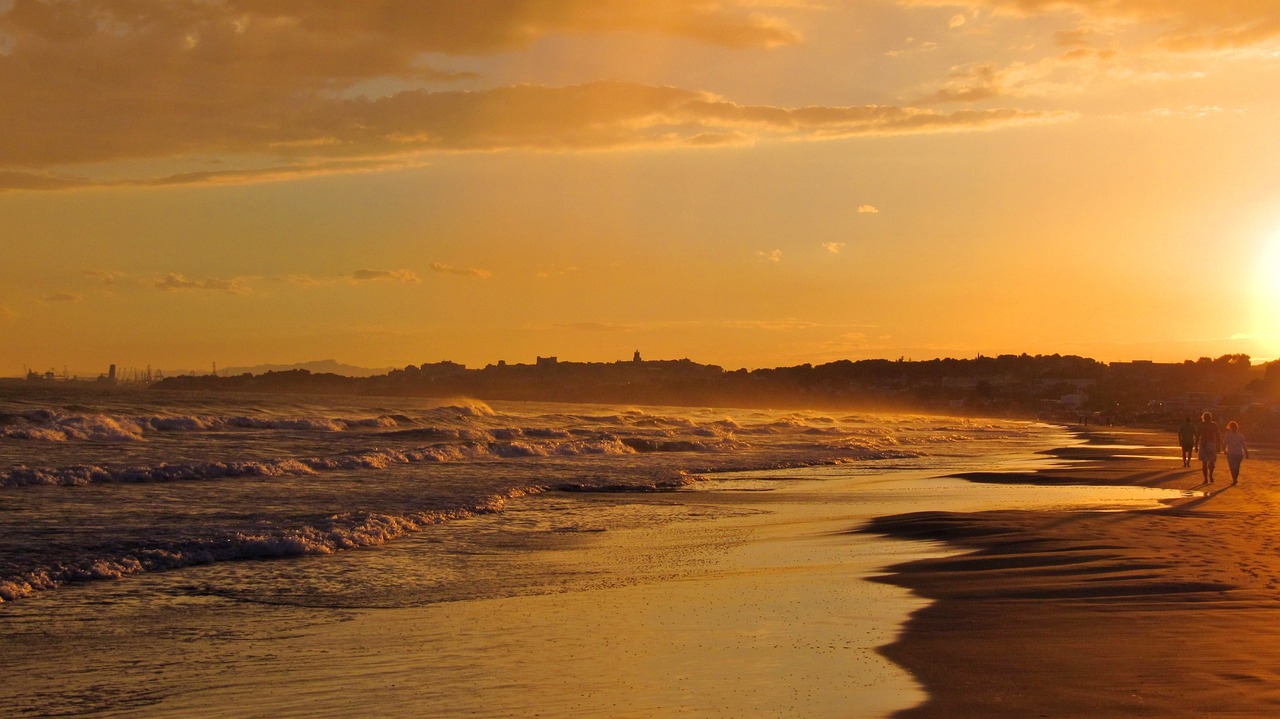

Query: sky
left=3, top=0, right=1280, bottom=377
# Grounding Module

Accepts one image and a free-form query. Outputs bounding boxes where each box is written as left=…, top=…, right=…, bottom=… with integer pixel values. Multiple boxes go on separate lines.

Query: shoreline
left=1, top=424, right=1205, bottom=718
left=865, top=426, right=1280, bottom=717
left=128, top=474, right=963, bottom=719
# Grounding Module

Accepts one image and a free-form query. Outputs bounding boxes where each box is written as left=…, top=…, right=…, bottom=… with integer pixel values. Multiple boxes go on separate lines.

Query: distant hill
left=218, top=359, right=397, bottom=378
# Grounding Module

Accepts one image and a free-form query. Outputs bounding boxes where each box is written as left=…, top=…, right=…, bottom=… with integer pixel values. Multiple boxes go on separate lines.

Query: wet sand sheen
left=132, top=480, right=937, bottom=718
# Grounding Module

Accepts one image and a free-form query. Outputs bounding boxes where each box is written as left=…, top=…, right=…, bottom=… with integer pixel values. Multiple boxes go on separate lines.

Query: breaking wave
left=0, top=488, right=540, bottom=603
left=0, top=409, right=412, bottom=442
left=0, top=436, right=652, bottom=487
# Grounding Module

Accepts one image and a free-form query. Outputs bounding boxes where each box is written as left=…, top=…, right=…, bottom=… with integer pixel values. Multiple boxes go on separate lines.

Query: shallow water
left=0, top=386, right=1190, bottom=717
left=0, top=385, right=1067, bottom=604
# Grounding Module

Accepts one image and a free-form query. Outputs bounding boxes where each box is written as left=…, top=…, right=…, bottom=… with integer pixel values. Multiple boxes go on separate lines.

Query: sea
left=0, top=385, right=1188, bottom=718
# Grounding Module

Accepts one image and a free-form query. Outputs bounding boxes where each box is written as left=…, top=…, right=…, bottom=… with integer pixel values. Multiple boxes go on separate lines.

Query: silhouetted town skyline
left=92, top=351, right=1272, bottom=436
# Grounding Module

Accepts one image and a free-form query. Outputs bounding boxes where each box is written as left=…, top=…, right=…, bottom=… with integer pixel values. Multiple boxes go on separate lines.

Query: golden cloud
left=154, top=273, right=253, bottom=294
left=0, top=171, right=89, bottom=191
left=0, top=2, right=1060, bottom=190
left=1, top=80, right=1061, bottom=188
left=901, top=0, right=1280, bottom=51
left=226, top=0, right=801, bottom=53
left=350, top=269, right=422, bottom=284
left=429, top=263, right=493, bottom=279
left=0, top=0, right=791, bottom=169
left=82, top=269, right=123, bottom=285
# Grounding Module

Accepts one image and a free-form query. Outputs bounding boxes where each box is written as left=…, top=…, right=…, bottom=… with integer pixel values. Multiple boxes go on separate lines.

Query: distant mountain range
left=219, top=359, right=397, bottom=378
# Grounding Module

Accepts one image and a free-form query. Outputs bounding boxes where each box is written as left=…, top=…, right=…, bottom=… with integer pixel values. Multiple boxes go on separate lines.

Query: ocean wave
left=619, top=437, right=747, bottom=453
left=737, top=418, right=830, bottom=434
left=490, top=427, right=575, bottom=440
left=553, top=473, right=698, bottom=492
left=0, top=488, right=541, bottom=603
left=223, top=415, right=402, bottom=431
left=0, top=437, right=642, bottom=488
left=0, top=412, right=147, bottom=442
left=0, top=409, right=411, bottom=442
left=836, top=446, right=924, bottom=460
left=386, top=426, right=491, bottom=441
left=421, top=402, right=496, bottom=420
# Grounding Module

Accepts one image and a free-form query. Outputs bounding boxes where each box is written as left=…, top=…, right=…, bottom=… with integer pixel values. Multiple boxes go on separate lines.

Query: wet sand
left=866, top=428, right=1280, bottom=717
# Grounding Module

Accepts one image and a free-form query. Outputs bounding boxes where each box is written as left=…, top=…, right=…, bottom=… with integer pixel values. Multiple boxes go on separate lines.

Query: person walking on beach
left=1224, top=420, right=1249, bottom=484
left=1196, top=412, right=1222, bottom=484
left=1177, top=415, right=1197, bottom=467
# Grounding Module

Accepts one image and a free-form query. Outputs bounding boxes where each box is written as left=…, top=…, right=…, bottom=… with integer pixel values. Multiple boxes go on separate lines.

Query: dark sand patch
left=865, top=428, right=1280, bottom=717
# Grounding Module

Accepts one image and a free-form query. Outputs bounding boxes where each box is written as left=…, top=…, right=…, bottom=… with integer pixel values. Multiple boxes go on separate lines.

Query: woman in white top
left=1223, top=420, right=1249, bottom=484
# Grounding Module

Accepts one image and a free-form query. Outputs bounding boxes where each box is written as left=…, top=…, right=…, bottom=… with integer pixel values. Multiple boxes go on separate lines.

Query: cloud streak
left=0, top=79, right=1063, bottom=189
left=0, top=2, right=1063, bottom=190
left=429, top=262, right=492, bottom=279
left=350, top=269, right=422, bottom=284
left=903, top=0, right=1280, bottom=51
left=83, top=269, right=123, bottom=285
left=155, top=274, right=252, bottom=294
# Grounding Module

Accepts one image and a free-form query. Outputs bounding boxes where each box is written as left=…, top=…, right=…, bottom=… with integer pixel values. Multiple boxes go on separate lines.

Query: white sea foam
left=0, top=436, right=649, bottom=487
left=0, top=489, right=540, bottom=603
left=0, top=410, right=412, bottom=443
left=0, top=391, right=1059, bottom=607
left=0, top=413, right=148, bottom=441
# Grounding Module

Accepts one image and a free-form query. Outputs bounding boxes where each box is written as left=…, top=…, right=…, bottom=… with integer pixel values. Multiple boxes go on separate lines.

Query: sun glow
left=1254, top=229, right=1280, bottom=359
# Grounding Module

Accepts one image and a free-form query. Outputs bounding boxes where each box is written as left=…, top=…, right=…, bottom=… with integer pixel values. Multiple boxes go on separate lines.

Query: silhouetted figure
left=1177, top=416, right=1196, bottom=467
left=1223, top=420, right=1249, bottom=484
left=1195, top=411, right=1222, bottom=484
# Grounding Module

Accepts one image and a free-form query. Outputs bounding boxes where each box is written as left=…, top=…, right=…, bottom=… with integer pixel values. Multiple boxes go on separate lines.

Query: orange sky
left=3, top=0, right=1280, bottom=376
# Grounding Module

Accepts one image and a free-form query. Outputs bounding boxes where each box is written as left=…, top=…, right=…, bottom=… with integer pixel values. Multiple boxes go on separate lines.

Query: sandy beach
left=868, top=428, right=1280, bottom=717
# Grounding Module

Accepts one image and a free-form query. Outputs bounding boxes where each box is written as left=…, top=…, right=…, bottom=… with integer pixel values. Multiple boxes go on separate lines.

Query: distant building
left=536, top=356, right=558, bottom=367
left=1060, top=393, right=1088, bottom=409
left=633, top=350, right=642, bottom=363
left=97, top=364, right=118, bottom=384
